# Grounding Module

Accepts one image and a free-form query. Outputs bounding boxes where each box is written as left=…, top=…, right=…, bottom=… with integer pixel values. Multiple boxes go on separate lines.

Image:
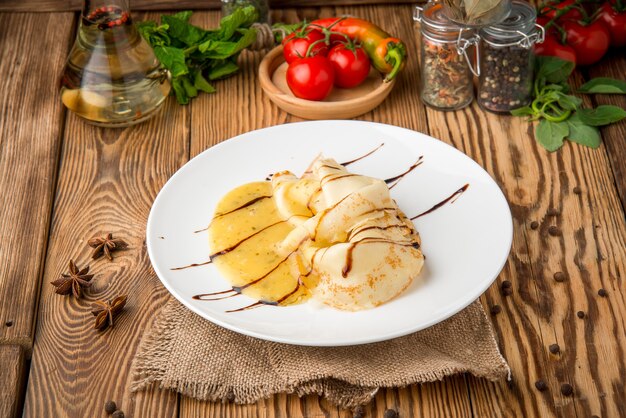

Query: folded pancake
left=207, top=156, right=424, bottom=311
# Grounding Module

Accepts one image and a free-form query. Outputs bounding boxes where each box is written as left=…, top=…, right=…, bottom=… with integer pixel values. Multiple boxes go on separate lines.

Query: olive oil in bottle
left=61, top=1, right=170, bottom=127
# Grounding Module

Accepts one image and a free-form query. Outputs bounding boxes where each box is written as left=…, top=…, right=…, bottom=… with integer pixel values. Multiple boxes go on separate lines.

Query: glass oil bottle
left=60, top=0, right=171, bottom=127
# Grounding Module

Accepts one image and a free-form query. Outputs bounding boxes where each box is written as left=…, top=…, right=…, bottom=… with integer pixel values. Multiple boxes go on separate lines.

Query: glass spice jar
left=478, top=0, right=544, bottom=113
left=414, top=3, right=476, bottom=111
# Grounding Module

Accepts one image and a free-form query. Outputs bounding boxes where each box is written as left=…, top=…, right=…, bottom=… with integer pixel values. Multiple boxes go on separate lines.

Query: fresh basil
left=577, top=105, right=626, bottom=126
left=535, top=119, right=569, bottom=152
left=567, top=115, right=601, bottom=149
left=138, top=7, right=259, bottom=104
left=578, top=77, right=626, bottom=94
left=535, top=56, right=575, bottom=84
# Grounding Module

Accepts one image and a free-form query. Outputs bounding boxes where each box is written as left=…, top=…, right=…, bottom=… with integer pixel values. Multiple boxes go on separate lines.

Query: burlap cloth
left=130, top=298, right=509, bottom=408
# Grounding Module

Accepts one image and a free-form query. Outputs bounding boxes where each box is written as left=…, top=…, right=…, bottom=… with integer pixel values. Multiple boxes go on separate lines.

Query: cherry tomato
left=562, top=19, right=611, bottom=66
left=282, top=29, right=328, bottom=64
left=536, top=16, right=559, bottom=37
left=326, top=44, right=371, bottom=89
left=286, top=55, right=335, bottom=101
left=597, top=2, right=626, bottom=47
left=540, top=0, right=584, bottom=21
left=534, top=33, right=577, bottom=64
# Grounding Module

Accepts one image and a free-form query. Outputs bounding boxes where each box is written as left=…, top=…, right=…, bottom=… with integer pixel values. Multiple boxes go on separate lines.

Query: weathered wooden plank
left=586, top=49, right=626, bottom=211
left=423, top=52, right=626, bottom=417
left=0, top=0, right=421, bottom=13
left=180, top=6, right=470, bottom=418
left=0, top=12, right=74, bottom=348
left=22, top=12, right=184, bottom=417
left=0, top=345, right=27, bottom=418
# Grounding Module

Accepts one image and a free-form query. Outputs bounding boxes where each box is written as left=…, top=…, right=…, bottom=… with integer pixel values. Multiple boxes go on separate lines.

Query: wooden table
left=1, top=2, right=625, bottom=417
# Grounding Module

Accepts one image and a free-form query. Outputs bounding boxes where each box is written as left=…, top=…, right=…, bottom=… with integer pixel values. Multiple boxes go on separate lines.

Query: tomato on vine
left=327, top=43, right=371, bottom=88
left=286, top=55, right=335, bottom=101
left=282, top=29, right=328, bottom=64
left=562, top=19, right=611, bottom=66
left=534, top=33, right=577, bottom=64
left=597, top=1, right=626, bottom=47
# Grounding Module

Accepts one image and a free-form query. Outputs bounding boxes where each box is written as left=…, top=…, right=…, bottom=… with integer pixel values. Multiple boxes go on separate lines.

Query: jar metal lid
left=481, top=0, right=536, bottom=41
left=414, top=3, right=463, bottom=34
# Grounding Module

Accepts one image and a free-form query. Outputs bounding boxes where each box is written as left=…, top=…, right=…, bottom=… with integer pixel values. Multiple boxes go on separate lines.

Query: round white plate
left=147, top=121, right=512, bottom=346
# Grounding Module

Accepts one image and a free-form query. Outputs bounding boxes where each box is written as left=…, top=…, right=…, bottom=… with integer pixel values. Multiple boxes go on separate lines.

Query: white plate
left=147, top=121, right=512, bottom=346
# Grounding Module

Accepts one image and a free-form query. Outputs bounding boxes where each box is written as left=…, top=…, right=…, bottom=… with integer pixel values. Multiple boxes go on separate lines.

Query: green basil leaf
left=556, top=93, right=582, bottom=111
left=578, top=77, right=626, bottom=94
left=566, top=115, right=601, bottom=148
left=171, top=78, right=189, bottom=105
left=181, top=76, right=198, bottom=98
left=153, top=46, right=188, bottom=78
left=535, top=119, right=569, bottom=152
left=218, top=6, right=258, bottom=40
left=535, top=56, right=575, bottom=84
left=172, top=10, right=193, bottom=22
left=193, top=71, right=216, bottom=93
left=208, top=59, right=240, bottom=80
left=510, top=106, right=534, bottom=117
left=576, top=105, right=626, bottom=126
left=162, top=15, right=206, bottom=46
left=198, top=28, right=257, bottom=59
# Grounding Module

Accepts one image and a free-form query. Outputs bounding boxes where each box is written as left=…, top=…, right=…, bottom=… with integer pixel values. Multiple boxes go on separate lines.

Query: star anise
left=50, top=260, right=94, bottom=298
left=88, top=233, right=128, bottom=261
left=92, top=295, right=127, bottom=331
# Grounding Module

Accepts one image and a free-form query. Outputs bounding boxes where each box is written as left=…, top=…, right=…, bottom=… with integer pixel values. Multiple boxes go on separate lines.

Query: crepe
left=207, top=156, right=424, bottom=311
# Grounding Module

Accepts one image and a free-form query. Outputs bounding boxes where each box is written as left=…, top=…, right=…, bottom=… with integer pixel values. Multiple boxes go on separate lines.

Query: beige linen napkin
left=130, top=298, right=509, bottom=408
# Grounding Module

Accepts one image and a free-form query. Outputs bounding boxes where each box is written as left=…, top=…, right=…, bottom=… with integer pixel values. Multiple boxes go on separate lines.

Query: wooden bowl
left=258, top=46, right=396, bottom=120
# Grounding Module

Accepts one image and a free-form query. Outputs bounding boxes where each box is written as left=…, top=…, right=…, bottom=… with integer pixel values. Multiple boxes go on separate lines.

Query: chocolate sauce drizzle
left=342, top=238, right=420, bottom=278
left=411, top=184, right=470, bottom=220
left=213, top=194, right=272, bottom=219
left=171, top=260, right=212, bottom=270
left=340, top=143, right=385, bottom=166
left=385, top=156, right=424, bottom=189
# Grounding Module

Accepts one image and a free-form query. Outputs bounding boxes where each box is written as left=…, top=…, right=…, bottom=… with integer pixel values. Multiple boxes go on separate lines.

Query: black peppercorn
left=553, top=272, right=566, bottom=282
left=598, top=288, right=608, bottom=297
left=560, top=383, right=574, bottom=396
left=576, top=311, right=585, bottom=319
left=549, top=344, right=560, bottom=354
left=104, top=401, right=117, bottom=414
left=534, top=380, right=548, bottom=391
left=384, top=409, right=399, bottom=418
left=490, top=305, right=502, bottom=315
left=111, top=411, right=124, bottom=418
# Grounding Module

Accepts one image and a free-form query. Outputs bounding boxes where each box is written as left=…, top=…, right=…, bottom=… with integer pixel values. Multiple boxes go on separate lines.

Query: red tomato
left=540, top=0, right=584, bottom=21
left=536, top=16, right=559, bottom=37
left=282, top=29, right=328, bottom=64
left=286, top=55, right=335, bottom=101
left=597, top=2, right=626, bottom=47
left=534, top=33, right=577, bottom=64
left=562, top=19, right=611, bottom=66
left=326, top=44, right=371, bottom=89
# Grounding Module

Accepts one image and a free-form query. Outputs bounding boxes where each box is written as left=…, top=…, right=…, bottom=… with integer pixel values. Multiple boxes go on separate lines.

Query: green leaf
left=576, top=105, right=626, bottom=126
left=556, top=93, right=582, bottom=111
left=566, top=115, right=601, bottom=149
left=172, top=10, right=193, bottom=22
left=193, top=71, right=216, bottom=93
left=535, top=119, right=569, bottom=152
left=208, top=59, right=240, bottom=80
left=171, top=78, right=189, bottom=104
left=578, top=77, right=626, bottom=94
left=535, top=56, right=575, bottom=84
left=510, top=106, right=534, bottom=117
left=218, top=6, right=258, bottom=40
left=181, top=76, right=198, bottom=98
left=162, top=15, right=206, bottom=46
left=153, top=46, right=188, bottom=78
left=198, top=28, right=257, bottom=59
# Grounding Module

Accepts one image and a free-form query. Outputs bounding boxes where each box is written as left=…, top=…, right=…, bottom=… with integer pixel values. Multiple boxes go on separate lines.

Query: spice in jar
left=478, top=0, right=543, bottom=113
left=415, top=3, right=475, bottom=110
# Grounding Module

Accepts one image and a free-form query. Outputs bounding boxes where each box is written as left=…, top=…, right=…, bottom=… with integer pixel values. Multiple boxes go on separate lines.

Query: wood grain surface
left=0, top=0, right=420, bottom=13
left=0, top=345, right=27, bottom=418
left=1, top=3, right=625, bottom=418
left=0, top=12, right=74, bottom=348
